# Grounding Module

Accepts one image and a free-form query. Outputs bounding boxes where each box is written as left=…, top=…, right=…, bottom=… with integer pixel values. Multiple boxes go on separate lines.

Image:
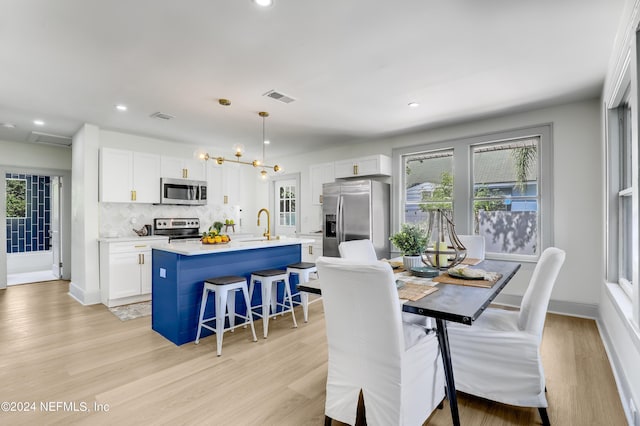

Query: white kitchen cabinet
left=206, top=163, right=242, bottom=206
left=207, top=165, right=224, bottom=205
left=161, top=156, right=206, bottom=181
left=223, top=163, right=241, bottom=205
left=309, top=162, right=335, bottom=205
left=334, top=154, right=392, bottom=178
left=99, top=237, right=167, bottom=307
left=298, top=234, right=323, bottom=262
left=100, top=148, right=161, bottom=203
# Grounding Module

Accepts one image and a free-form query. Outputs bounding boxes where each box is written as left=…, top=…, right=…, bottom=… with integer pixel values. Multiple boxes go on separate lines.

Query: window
left=614, top=96, right=633, bottom=295
left=393, top=125, right=552, bottom=261
left=6, top=178, right=26, bottom=218
left=472, top=138, right=540, bottom=256
left=403, top=150, right=453, bottom=227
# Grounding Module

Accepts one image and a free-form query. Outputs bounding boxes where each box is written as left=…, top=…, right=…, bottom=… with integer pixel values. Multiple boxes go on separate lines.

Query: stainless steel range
left=153, top=218, right=201, bottom=242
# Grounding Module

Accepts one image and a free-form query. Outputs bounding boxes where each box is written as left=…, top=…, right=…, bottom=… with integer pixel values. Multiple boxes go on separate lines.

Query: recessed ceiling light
left=115, top=104, right=128, bottom=111
left=253, top=0, right=273, bottom=7
left=1, top=123, right=16, bottom=128
left=408, top=102, right=420, bottom=108
left=263, top=140, right=270, bottom=145
left=33, top=119, right=45, bottom=126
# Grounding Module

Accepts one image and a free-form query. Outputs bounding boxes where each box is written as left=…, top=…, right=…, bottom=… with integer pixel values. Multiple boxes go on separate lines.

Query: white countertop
left=98, top=235, right=169, bottom=243
left=153, top=237, right=314, bottom=256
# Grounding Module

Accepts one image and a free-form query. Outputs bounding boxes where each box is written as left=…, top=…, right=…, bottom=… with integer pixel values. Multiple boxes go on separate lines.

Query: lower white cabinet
left=298, top=234, right=323, bottom=262
left=99, top=237, right=168, bottom=307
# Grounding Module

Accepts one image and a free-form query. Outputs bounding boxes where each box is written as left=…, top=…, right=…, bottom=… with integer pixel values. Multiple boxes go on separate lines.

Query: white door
left=51, top=176, right=61, bottom=278
left=274, top=179, right=297, bottom=237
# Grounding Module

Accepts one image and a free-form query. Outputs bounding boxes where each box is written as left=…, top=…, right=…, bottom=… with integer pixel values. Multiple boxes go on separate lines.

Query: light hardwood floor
left=0, top=281, right=627, bottom=425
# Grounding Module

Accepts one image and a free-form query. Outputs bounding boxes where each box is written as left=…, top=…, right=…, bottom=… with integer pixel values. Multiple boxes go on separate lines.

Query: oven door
left=160, top=178, right=207, bottom=205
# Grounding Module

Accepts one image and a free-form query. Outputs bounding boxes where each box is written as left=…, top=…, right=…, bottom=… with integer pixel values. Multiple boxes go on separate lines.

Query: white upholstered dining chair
left=338, top=239, right=378, bottom=261
left=316, top=256, right=445, bottom=425
left=457, top=234, right=486, bottom=260
left=338, top=239, right=429, bottom=327
left=447, top=247, right=566, bottom=426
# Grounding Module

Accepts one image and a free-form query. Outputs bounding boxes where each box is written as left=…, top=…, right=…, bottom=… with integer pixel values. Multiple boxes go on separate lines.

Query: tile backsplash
left=99, top=203, right=241, bottom=238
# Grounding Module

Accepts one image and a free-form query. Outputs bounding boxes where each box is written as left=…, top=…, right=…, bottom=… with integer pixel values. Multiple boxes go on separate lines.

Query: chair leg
left=194, top=287, right=209, bottom=344
left=241, top=285, right=258, bottom=342
left=283, top=278, right=298, bottom=328
left=301, top=291, right=309, bottom=322
left=323, top=415, right=332, bottom=426
left=261, top=280, right=273, bottom=338
left=538, top=407, right=550, bottom=426
left=215, top=287, right=228, bottom=357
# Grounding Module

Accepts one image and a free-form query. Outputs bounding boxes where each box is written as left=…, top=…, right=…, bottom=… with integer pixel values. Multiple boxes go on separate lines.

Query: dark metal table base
left=436, top=318, right=460, bottom=426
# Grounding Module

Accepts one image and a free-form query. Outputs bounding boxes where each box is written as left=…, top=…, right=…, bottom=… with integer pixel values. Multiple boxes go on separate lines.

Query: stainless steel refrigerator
left=322, top=179, right=390, bottom=259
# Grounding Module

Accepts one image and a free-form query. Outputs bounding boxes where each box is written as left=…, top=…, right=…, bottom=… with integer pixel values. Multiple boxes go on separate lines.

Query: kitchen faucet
left=257, top=208, right=271, bottom=240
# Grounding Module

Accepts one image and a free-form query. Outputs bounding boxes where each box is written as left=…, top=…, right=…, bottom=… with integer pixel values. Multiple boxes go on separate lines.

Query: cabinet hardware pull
left=319, top=194, right=323, bottom=204
left=308, top=246, right=312, bottom=255
left=353, top=164, right=359, bottom=175
left=138, top=253, right=142, bottom=264
left=141, top=254, right=145, bottom=265
left=183, top=168, right=188, bottom=179
left=224, top=195, right=228, bottom=204
left=134, top=245, right=146, bottom=248
left=131, top=190, right=136, bottom=201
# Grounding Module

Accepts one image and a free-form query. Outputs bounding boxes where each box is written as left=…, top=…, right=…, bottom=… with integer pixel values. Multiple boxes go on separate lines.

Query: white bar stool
left=195, top=275, right=257, bottom=356
left=249, top=269, right=298, bottom=338
left=286, top=262, right=319, bottom=323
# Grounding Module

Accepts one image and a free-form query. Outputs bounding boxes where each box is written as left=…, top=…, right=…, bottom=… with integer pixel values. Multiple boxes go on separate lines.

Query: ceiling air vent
left=26, top=131, right=72, bottom=148
left=150, top=111, right=175, bottom=120
left=263, top=89, right=296, bottom=104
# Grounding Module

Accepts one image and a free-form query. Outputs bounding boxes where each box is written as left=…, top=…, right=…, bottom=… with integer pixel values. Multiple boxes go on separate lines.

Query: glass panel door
left=274, top=178, right=297, bottom=236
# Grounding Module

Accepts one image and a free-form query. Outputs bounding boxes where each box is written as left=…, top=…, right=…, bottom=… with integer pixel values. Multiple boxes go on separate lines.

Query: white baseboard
left=493, top=294, right=599, bottom=319
left=68, top=281, right=101, bottom=305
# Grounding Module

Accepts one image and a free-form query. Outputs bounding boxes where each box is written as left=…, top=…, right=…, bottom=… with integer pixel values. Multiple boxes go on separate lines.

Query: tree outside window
left=6, top=178, right=26, bottom=218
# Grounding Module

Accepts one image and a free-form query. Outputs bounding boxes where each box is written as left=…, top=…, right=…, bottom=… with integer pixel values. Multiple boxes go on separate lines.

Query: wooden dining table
left=297, top=259, right=521, bottom=426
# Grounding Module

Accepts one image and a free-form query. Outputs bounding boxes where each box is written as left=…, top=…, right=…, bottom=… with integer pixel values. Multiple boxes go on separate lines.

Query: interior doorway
left=2, top=169, right=66, bottom=288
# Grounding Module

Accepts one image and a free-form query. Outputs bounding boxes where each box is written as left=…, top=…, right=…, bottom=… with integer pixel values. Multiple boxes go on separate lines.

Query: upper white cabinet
left=161, top=157, right=206, bottom=181
left=100, top=148, right=161, bottom=203
left=310, top=162, right=335, bottom=205
left=222, top=163, right=241, bottom=205
left=334, top=154, right=392, bottom=179
left=207, top=163, right=241, bottom=206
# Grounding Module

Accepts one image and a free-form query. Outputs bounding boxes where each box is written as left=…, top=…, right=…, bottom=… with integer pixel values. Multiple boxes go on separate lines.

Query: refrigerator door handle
left=337, top=195, right=344, bottom=244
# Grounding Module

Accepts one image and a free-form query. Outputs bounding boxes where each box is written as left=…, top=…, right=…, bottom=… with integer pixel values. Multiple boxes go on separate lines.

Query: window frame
left=392, top=124, right=553, bottom=262
left=606, top=57, right=636, bottom=301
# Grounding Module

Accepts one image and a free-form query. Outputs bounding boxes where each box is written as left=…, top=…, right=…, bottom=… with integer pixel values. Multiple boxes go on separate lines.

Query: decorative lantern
left=422, top=209, right=467, bottom=270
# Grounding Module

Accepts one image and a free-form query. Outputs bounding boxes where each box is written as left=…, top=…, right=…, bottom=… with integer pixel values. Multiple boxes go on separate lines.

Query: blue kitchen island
left=151, top=237, right=311, bottom=345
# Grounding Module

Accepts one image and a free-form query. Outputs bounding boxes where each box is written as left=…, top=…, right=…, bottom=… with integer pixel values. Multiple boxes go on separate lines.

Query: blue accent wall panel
left=5, top=173, right=51, bottom=253
left=152, top=244, right=301, bottom=346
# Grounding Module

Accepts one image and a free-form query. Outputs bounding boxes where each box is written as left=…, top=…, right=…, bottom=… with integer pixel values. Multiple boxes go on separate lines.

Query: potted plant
left=389, top=223, right=429, bottom=269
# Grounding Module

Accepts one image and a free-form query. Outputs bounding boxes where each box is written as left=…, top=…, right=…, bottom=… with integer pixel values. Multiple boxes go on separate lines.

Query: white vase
left=403, top=255, right=423, bottom=270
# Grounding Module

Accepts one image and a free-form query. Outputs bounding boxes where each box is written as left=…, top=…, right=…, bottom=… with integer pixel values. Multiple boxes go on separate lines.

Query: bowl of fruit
left=201, top=222, right=231, bottom=244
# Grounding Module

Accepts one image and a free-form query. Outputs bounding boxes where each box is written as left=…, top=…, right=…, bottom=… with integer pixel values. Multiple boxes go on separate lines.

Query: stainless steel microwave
left=160, top=178, right=207, bottom=205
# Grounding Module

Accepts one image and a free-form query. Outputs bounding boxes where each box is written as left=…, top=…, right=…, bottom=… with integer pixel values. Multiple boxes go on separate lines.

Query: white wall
left=69, top=124, right=101, bottom=304
left=0, top=139, right=72, bottom=170
left=597, top=0, right=640, bottom=423
left=279, top=99, right=603, bottom=313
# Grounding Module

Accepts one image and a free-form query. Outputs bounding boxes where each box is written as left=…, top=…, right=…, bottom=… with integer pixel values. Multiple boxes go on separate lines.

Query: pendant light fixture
left=198, top=111, right=281, bottom=177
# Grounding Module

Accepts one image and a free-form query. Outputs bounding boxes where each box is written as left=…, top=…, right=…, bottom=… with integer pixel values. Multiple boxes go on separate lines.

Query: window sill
left=604, top=282, right=640, bottom=354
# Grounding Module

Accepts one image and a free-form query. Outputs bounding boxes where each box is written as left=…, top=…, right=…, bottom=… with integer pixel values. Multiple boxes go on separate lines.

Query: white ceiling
left=0, top=0, right=627, bottom=159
